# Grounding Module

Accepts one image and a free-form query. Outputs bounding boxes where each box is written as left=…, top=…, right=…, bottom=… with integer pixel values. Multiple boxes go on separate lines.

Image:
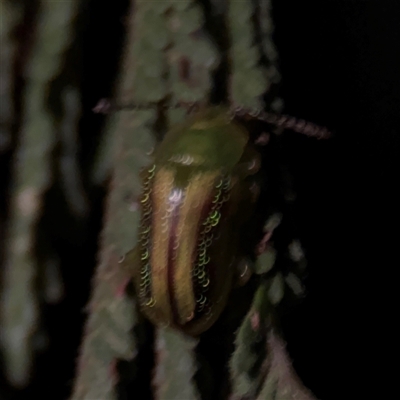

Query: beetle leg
left=232, top=145, right=261, bottom=179
left=114, top=248, right=139, bottom=297
left=118, top=247, right=140, bottom=279
left=256, top=231, right=272, bottom=256
left=255, top=132, right=270, bottom=146
left=233, top=256, right=254, bottom=287
left=255, top=213, right=282, bottom=255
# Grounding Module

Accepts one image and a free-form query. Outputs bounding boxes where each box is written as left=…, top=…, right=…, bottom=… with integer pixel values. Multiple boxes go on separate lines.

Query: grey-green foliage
left=71, top=107, right=154, bottom=399
left=0, top=0, right=80, bottom=387
left=72, top=1, right=165, bottom=398
left=91, top=0, right=169, bottom=186
left=257, top=0, right=283, bottom=113
left=256, top=331, right=316, bottom=400
left=225, top=67, right=314, bottom=392
left=165, top=0, right=219, bottom=105
left=0, top=0, right=23, bottom=151
left=230, top=281, right=316, bottom=400
left=228, top=0, right=270, bottom=110
left=59, top=86, right=88, bottom=217
left=153, top=329, right=200, bottom=400
left=255, top=249, right=277, bottom=274
left=230, top=282, right=274, bottom=398
left=230, top=214, right=313, bottom=399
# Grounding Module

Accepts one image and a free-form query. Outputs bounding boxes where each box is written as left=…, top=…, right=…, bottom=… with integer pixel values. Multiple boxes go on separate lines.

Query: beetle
left=119, top=103, right=331, bottom=336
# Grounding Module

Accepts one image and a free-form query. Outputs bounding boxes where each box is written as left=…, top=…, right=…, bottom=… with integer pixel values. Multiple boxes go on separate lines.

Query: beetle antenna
left=92, top=98, right=203, bottom=114
left=93, top=100, right=332, bottom=140
left=232, top=107, right=332, bottom=140
left=260, top=112, right=332, bottom=140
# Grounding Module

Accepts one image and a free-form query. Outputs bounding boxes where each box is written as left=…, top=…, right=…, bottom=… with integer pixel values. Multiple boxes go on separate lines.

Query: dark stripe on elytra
left=167, top=182, right=216, bottom=327
left=167, top=189, right=183, bottom=326
left=193, top=176, right=232, bottom=318
left=191, top=187, right=217, bottom=317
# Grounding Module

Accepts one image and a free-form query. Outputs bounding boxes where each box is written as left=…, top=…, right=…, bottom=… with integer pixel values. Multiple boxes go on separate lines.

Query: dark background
left=1, top=1, right=396, bottom=399
left=274, top=2, right=397, bottom=399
